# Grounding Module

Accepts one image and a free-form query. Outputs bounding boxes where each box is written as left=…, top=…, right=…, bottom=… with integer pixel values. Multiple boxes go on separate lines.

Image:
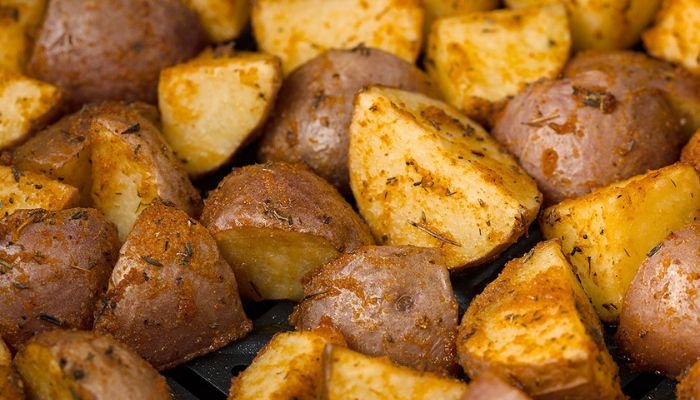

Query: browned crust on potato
left=0, top=338, right=24, bottom=399
left=291, top=245, right=458, bottom=376
left=678, top=360, right=700, bottom=400
left=201, top=162, right=374, bottom=252
left=258, top=48, right=437, bottom=193
left=27, top=0, right=205, bottom=107
left=94, top=203, right=252, bottom=370
left=682, top=129, right=700, bottom=172
left=0, top=208, right=119, bottom=350
left=617, top=223, right=700, bottom=378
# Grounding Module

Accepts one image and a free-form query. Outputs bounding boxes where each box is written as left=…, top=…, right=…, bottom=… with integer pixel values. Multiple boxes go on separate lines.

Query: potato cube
left=348, top=86, right=542, bottom=270
left=323, top=345, right=468, bottom=400
left=181, top=0, right=249, bottom=42
left=0, top=70, right=61, bottom=150
left=643, top=0, right=700, bottom=74
left=0, top=8, right=27, bottom=73
left=426, top=4, right=570, bottom=122
left=0, top=166, right=79, bottom=217
left=228, top=329, right=345, bottom=400
left=540, top=164, right=700, bottom=322
left=458, top=240, right=624, bottom=399
left=252, top=0, right=423, bottom=74
left=159, top=49, right=282, bottom=176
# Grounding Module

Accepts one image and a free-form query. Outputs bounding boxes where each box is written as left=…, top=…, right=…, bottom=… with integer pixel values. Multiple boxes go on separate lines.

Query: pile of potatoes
left=0, top=0, right=699, bottom=399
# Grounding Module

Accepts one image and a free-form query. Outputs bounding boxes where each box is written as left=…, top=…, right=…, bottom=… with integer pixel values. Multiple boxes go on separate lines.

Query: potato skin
left=617, top=223, right=700, bottom=378
left=258, top=48, right=436, bottom=193
left=0, top=208, right=119, bottom=350
left=94, top=203, right=252, bottom=370
left=14, top=330, right=171, bottom=400
left=678, top=360, right=700, bottom=400
left=27, top=0, right=205, bottom=107
left=492, top=71, right=683, bottom=204
left=290, top=245, right=458, bottom=376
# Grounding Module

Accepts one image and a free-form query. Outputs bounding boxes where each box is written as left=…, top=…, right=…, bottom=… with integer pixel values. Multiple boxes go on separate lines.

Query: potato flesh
left=459, top=240, right=623, bottom=399
left=215, top=227, right=339, bottom=301
left=14, top=344, right=74, bottom=400
left=159, top=51, right=281, bottom=176
left=541, top=164, right=700, bottom=322
left=322, top=345, right=467, bottom=400
left=180, top=0, right=249, bottom=42
left=643, top=0, right=700, bottom=74
left=1, top=0, right=48, bottom=37
left=349, top=86, right=541, bottom=269
left=0, top=166, right=79, bottom=217
left=423, top=0, right=498, bottom=32
left=0, top=12, right=27, bottom=73
left=252, top=0, right=423, bottom=74
left=426, top=4, right=570, bottom=120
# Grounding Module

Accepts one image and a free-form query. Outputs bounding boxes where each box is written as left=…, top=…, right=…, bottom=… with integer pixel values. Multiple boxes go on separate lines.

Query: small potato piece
left=679, top=361, right=700, bottom=400
left=617, top=223, right=700, bottom=378
left=0, top=338, right=25, bottom=400
left=322, top=345, right=468, bottom=400
left=426, top=4, right=571, bottom=123
left=492, top=68, right=683, bottom=204
left=458, top=240, right=624, bottom=399
left=27, top=0, right=205, bottom=106
left=181, top=0, right=249, bottom=42
left=462, top=373, right=531, bottom=400
left=291, top=246, right=458, bottom=375
left=565, top=50, right=700, bottom=138
left=252, top=0, right=423, bottom=74
left=540, top=164, right=700, bottom=322
left=228, top=328, right=345, bottom=400
left=258, top=48, right=436, bottom=193
left=160, top=49, right=282, bottom=176
left=94, top=204, right=252, bottom=370
left=0, top=70, right=61, bottom=150
left=0, top=208, right=119, bottom=349
left=0, top=8, right=28, bottom=73
left=0, top=166, right=79, bottom=217
left=201, top=162, right=374, bottom=301
left=88, top=102, right=202, bottom=241
left=14, top=330, right=171, bottom=400
left=423, top=0, right=498, bottom=36
left=643, top=0, right=700, bottom=74
left=349, top=86, right=542, bottom=270
left=505, top=0, right=662, bottom=51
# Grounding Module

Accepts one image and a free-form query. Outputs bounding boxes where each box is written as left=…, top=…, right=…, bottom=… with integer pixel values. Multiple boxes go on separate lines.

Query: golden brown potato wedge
left=462, top=373, right=531, bottom=400
left=540, top=164, right=700, bottom=322
left=258, top=47, right=436, bottom=194
left=0, top=166, right=79, bottom=217
left=201, top=162, right=374, bottom=301
left=0, top=338, right=25, bottom=400
left=349, top=86, right=541, bottom=270
left=458, top=240, right=624, bottom=399
left=617, top=223, right=700, bottom=378
left=291, top=246, right=458, bottom=375
left=94, top=203, right=252, bottom=370
left=159, top=48, right=282, bottom=176
left=643, top=0, right=700, bottom=74
left=679, top=360, right=700, bottom=400
left=426, top=4, right=571, bottom=124
left=0, top=7, right=28, bottom=73
left=252, top=0, right=423, bottom=74
left=228, top=328, right=345, bottom=400
left=181, top=0, right=249, bottom=42
left=0, top=208, right=119, bottom=350
left=322, top=345, right=468, bottom=400
left=0, top=70, right=61, bottom=150
left=14, top=330, right=171, bottom=400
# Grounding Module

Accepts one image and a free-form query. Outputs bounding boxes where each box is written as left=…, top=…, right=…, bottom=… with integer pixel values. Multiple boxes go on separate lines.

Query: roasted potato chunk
left=252, top=0, right=423, bottom=74
left=349, top=86, right=542, bottom=270
left=291, top=246, right=458, bottom=375
left=0, top=7, right=28, bottom=73
left=258, top=47, right=436, bottom=193
left=228, top=328, right=345, bottom=400
left=505, top=0, right=662, bottom=51
left=458, top=240, right=623, bottom=399
left=14, top=330, right=171, bottom=400
left=160, top=49, right=282, bottom=176
left=540, top=164, right=700, bottom=322
left=643, top=0, right=700, bottom=74
left=0, top=208, right=119, bottom=349
left=617, top=223, right=700, bottom=378
left=426, top=4, right=571, bottom=124
left=0, top=166, right=79, bottom=217
left=322, top=345, right=468, bottom=400
left=27, top=0, right=205, bottom=106
left=201, top=162, right=374, bottom=301
left=492, top=64, right=684, bottom=204
left=0, top=338, right=24, bottom=400
left=0, top=70, right=61, bottom=150
left=94, top=203, right=252, bottom=370
left=181, top=0, right=249, bottom=42
left=679, top=360, right=700, bottom=400
left=462, top=373, right=531, bottom=400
